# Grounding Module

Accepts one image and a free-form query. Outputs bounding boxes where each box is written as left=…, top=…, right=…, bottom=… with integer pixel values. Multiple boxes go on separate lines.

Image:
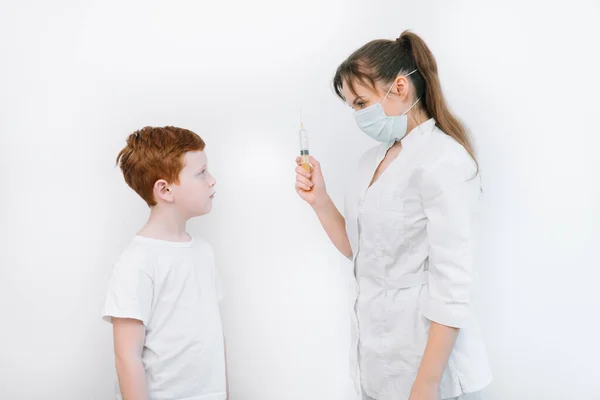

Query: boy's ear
left=153, top=179, right=174, bottom=203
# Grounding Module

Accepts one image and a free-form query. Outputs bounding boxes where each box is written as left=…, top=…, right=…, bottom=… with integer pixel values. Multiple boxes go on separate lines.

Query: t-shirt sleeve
left=102, top=260, right=154, bottom=326
left=213, top=254, right=224, bottom=303
left=208, top=243, right=224, bottom=302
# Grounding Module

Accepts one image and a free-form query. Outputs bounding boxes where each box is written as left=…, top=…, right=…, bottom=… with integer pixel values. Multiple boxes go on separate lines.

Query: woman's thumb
left=309, top=156, right=321, bottom=171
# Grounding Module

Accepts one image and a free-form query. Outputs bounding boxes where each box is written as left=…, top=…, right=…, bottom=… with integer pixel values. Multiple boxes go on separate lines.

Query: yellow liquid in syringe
left=300, top=152, right=311, bottom=173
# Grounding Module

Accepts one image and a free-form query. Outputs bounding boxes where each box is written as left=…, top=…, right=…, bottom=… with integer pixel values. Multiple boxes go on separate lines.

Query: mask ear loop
left=403, top=97, right=421, bottom=115
left=385, top=69, right=426, bottom=139
left=403, top=97, right=425, bottom=138
left=400, top=69, right=426, bottom=136
left=412, top=109, right=426, bottom=136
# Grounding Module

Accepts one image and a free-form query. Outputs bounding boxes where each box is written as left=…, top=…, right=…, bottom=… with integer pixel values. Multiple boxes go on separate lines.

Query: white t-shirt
left=102, top=235, right=226, bottom=400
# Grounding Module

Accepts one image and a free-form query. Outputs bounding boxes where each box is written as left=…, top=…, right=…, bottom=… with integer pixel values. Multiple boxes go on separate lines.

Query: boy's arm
left=224, top=336, right=229, bottom=399
left=113, top=318, right=149, bottom=400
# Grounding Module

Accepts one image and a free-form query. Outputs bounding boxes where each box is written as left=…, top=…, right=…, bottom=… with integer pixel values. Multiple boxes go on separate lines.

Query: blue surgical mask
left=353, top=69, right=421, bottom=143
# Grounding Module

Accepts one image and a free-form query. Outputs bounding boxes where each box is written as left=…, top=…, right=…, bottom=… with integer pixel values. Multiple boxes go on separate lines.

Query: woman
left=294, top=31, right=492, bottom=400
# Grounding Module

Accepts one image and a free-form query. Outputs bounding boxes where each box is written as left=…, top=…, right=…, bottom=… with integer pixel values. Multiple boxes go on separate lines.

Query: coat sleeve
left=420, top=148, right=481, bottom=328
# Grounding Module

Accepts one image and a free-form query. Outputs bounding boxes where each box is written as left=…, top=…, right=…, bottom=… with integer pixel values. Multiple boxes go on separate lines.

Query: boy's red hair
left=116, top=126, right=205, bottom=206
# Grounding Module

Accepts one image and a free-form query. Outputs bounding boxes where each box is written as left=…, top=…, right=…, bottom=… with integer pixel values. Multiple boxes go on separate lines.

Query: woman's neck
left=406, top=106, right=431, bottom=135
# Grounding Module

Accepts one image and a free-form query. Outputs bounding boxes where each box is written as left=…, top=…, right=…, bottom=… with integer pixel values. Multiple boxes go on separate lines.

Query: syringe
left=298, top=111, right=311, bottom=173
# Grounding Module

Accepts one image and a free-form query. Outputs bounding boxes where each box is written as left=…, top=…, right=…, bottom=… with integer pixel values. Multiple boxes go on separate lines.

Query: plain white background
left=1, top=1, right=599, bottom=399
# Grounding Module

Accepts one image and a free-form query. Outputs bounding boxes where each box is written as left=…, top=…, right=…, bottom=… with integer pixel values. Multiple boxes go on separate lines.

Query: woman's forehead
left=343, top=78, right=384, bottom=100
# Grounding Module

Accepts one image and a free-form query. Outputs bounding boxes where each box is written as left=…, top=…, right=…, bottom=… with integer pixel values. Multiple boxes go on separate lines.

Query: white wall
left=1, top=1, right=599, bottom=399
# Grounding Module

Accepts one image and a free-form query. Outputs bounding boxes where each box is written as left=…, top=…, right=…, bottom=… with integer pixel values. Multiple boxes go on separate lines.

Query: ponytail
left=399, top=31, right=478, bottom=176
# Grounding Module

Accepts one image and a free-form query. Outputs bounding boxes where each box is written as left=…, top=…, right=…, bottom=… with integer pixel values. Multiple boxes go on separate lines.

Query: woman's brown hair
left=333, top=30, right=479, bottom=176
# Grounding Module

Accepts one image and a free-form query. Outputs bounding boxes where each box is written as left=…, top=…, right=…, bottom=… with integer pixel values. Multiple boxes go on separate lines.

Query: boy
left=102, top=126, right=227, bottom=400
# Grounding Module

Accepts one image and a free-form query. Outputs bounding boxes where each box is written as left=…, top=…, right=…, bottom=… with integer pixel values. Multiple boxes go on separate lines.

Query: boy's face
left=169, top=150, right=216, bottom=218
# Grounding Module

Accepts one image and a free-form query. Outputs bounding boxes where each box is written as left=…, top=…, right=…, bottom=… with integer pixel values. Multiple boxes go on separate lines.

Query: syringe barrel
left=298, top=127, right=311, bottom=172
left=298, top=128, right=309, bottom=152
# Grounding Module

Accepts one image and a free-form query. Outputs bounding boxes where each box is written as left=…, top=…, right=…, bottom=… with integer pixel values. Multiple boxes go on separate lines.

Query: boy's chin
left=190, top=206, right=212, bottom=218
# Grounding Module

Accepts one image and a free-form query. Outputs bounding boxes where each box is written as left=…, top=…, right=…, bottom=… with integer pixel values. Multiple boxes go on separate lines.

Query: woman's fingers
left=295, top=165, right=311, bottom=179
left=296, top=175, right=313, bottom=188
left=294, top=156, right=318, bottom=201
left=296, top=180, right=312, bottom=191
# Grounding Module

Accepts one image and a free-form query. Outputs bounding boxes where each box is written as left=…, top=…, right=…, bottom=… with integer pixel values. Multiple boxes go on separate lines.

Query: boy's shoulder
left=190, top=235, right=216, bottom=260
left=113, top=235, right=216, bottom=272
left=190, top=234, right=209, bottom=247
left=113, top=236, right=158, bottom=275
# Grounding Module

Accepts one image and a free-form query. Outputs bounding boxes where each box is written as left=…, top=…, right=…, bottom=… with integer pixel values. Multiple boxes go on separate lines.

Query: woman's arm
left=313, top=196, right=353, bottom=259
left=410, top=322, right=459, bottom=398
left=295, top=156, right=352, bottom=259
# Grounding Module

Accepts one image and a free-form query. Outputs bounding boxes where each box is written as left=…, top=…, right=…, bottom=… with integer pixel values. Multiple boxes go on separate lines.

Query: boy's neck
left=137, top=205, right=191, bottom=242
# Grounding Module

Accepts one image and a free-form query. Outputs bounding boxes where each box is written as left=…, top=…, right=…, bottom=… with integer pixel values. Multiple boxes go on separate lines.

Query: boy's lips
left=209, top=192, right=216, bottom=199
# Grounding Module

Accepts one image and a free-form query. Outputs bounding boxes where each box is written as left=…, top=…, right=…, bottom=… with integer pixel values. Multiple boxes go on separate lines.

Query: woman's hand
left=408, top=380, right=440, bottom=400
left=295, top=156, right=329, bottom=209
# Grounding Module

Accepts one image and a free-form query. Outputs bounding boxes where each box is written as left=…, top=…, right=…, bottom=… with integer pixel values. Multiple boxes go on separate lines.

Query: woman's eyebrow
left=352, top=96, right=364, bottom=105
